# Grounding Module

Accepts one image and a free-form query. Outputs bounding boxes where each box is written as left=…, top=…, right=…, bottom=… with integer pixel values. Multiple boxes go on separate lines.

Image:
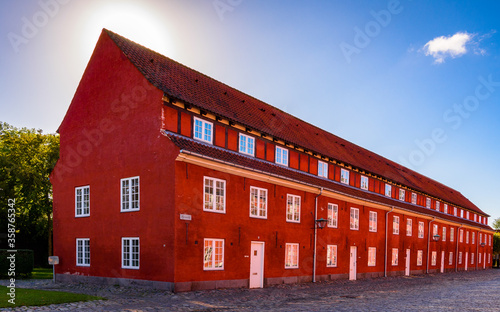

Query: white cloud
left=422, top=32, right=474, bottom=64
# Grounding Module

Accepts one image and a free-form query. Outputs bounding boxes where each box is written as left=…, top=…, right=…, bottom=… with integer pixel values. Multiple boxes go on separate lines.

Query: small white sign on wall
left=180, top=214, right=192, bottom=221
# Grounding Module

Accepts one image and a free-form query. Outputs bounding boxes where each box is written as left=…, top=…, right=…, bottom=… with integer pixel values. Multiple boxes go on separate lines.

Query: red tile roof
left=104, top=29, right=486, bottom=217
left=165, top=131, right=490, bottom=230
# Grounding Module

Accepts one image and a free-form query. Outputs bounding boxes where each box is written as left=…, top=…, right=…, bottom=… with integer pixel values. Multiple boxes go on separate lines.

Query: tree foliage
left=0, top=122, right=59, bottom=265
left=494, top=233, right=500, bottom=255
left=492, top=217, right=500, bottom=230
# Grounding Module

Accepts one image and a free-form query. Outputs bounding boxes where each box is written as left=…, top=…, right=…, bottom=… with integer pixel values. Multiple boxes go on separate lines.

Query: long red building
left=51, top=29, right=495, bottom=292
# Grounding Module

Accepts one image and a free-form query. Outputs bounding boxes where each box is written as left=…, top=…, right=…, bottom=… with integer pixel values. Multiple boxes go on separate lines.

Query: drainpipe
left=312, top=188, right=323, bottom=283
left=455, top=225, right=463, bottom=272
left=384, top=207, right=394, bottom=277
left=426, top=218, right=436, bottom=274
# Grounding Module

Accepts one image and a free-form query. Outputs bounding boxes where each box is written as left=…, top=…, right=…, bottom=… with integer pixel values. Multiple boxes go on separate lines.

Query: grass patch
left=31, top=267, right=53, bottom=279
left=0, top=286, right=104, bottom=308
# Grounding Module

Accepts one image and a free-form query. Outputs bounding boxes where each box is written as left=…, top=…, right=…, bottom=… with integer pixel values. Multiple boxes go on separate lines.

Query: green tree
left=0, top=122, right=59, bottom=266
left=492, top=217, right=500, bottom=230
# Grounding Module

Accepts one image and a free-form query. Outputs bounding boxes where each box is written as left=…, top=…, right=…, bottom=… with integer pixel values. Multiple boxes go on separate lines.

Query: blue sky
left=1, top=0, right=499, bottom=225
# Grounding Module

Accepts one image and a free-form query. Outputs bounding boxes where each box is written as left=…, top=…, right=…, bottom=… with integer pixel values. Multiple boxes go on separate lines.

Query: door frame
left=349, top=246, right=357, bottom=281
left=249, top=241, right=265, bottom=288
left=405, top=249, right=410, bottom=276
left=440, top=250, right=445, bottom=273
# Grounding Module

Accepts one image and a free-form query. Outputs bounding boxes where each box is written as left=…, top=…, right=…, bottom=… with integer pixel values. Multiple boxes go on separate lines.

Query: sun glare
left=81, top=1, right=174, bottom=58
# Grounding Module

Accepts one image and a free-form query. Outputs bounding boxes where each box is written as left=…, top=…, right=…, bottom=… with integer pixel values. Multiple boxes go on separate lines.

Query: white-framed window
left=443, top=204, right=448, bottom=214
left=479, top=233, right=483, bottom=244
left=391, top=248, right=398, bottom=266
left=239, top=133, right=255, bottom=156
left=489, top=234, right=492, bottom=246
left=369, top=211, right=377, bottom=232
left=368, top=247, right=376, bottom=266
left=193, top=117, right=213, bottom=144
left=417, top=250, right=423, bottom=266
left=327, top=203, right=338, bottom=228
left=436, top=201, right=440, bottom=211
left=275, top=146, right=289, bottom=166
left=479, top=253, right=482, bottom=264
left=286, top=194, right=301, bottom=223
left=426, top=198, right=431, bottom=209
left=411, top=193, right=417, bottom=204
left=326, top=245, right=337, bottom=267
left=122, top=237, right=139, bottom=269
left=454, top=207, right=457, bottom=216
left=449, top=252, right=453, bottom=265
left=466, top=231, right=469, bottom=244
left=406, top=218, right=412, bottom=237
left=350, top=208, right=359, bottom=230
left=121, top=177, right=139, bottom=212
left=473, top=214, right=477, bottom=222
left=459, top=252, right=463, bottom=264
left=341, top=168, right=349, bottom=185
left=385, top=184, right=392, bottom=197
left=360, top=175, right=368, bottom=190
left=75, top=185, right=90, bottom=217
left=204, top=177, right=226, bottom=213
left=285, top=243, right=299, bottom=269
left=250, top=187, right=267, bottom=219
left=433, top=224, right=438, bottom=237
left=393, top=216, right=399, bottom=235
left=442, top=227, right=446, bottom=242
left=466, top=211, right=469, bottom=220
left=399, top=189, right=405, bottom=201
left=450, top=227, right=454, bottom=242
left=459, top=229, right=463, bottom=243
left=471, top=253, right=474, bottom=265
left=76, top=238, right=90, bottom=267
left=471, top=232, right=475, bottom=245
left=460, top=209, right=464, bottom=218
left=418, top=221, right=424, bottom=239
left=204, top=238, right=224, bottom=270
left=431, top=251, right=437, bottom=266
left=318, top=161, right=328, bottom=178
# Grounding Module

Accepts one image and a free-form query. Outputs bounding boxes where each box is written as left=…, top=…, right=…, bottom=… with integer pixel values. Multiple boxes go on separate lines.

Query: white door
left=349, top=246, right=357, bottom=281
left=405, top=249, right=410, bottom=276
left=465, top=252, right=468, bottom=271
left=250, top=242, right=264, bottom=288
left=440, top=251, right=445, bottom=273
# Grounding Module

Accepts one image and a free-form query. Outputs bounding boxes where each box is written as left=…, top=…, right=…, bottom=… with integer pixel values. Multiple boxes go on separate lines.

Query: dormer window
left=411, top=193, right=417, bottom=204
left=399, top=189, right=405, bottom=201
left=275, top=146, right=288, bottom=166
left=239, top=133, right=255, bottom=156
left=340, top=169, right=349, bottom=185
left=360, top=176, right=368, bottom=190
left=318, top=161, right=328, bottom=178
left=426, top=198, right=431, bottom=209
left=385, top=184, right=392, bottom=197
left=436, top=201, right=440, bottom=211
left=193, top=117, right=213, bottom=144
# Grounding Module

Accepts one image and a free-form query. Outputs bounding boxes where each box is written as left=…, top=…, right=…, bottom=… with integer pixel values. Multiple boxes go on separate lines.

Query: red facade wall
left=52, top=31, right=177, bottom=283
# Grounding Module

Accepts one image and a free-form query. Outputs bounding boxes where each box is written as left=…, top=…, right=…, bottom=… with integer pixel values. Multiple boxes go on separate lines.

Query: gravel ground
left=1, top=269, right=499, bottom=311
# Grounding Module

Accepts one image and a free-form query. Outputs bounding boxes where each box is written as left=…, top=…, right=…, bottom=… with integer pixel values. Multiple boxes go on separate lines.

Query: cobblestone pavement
left=1, top=269, right=500, bottom=311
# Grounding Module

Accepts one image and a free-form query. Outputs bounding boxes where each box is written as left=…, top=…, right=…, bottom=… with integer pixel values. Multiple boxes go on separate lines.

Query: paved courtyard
left=2, top=269, right=500, bottom=311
